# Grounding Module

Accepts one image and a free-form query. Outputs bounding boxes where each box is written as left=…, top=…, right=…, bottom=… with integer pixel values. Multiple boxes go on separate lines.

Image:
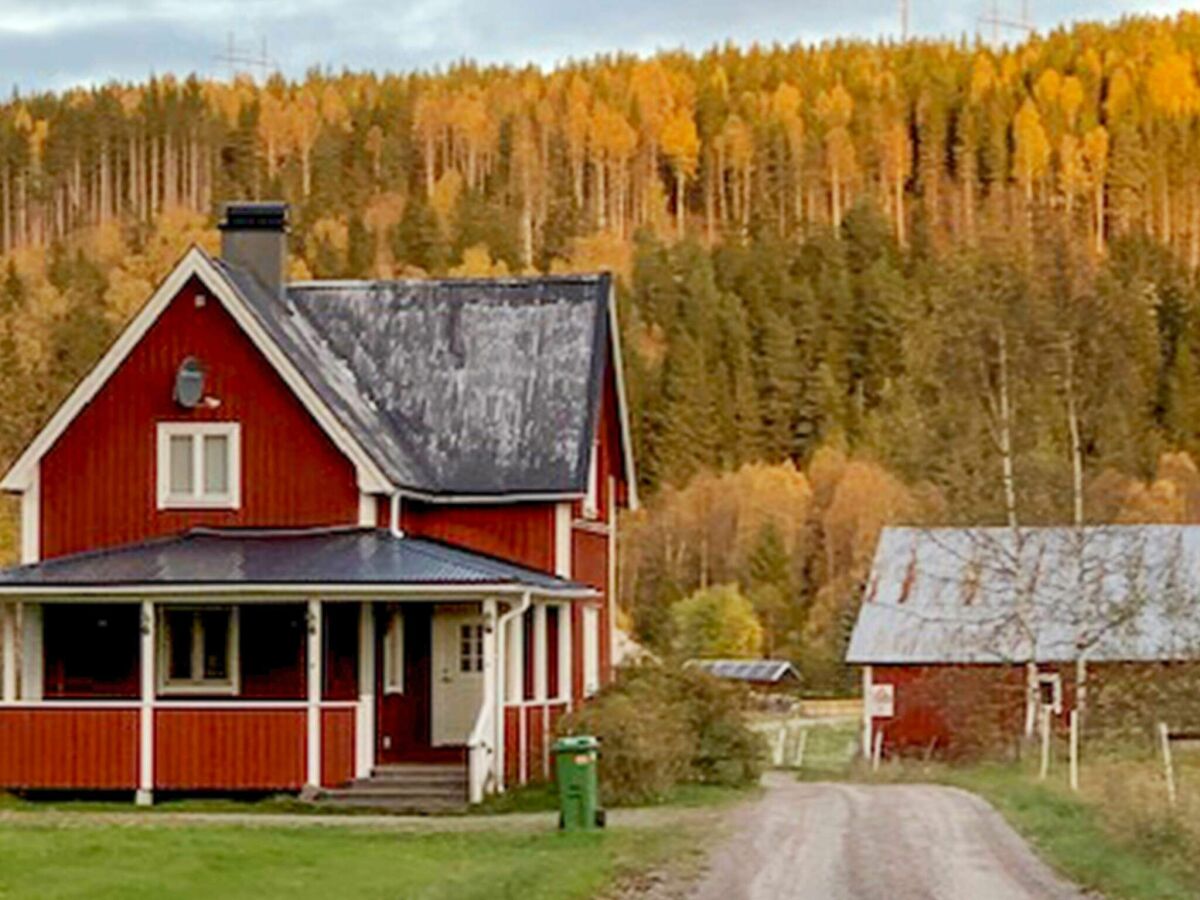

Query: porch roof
left=0, top=527, right=593, bottom=597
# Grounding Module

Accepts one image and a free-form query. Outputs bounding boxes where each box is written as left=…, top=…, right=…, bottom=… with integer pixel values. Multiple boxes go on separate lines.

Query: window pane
left=166, top=610, right=194, bottom=680
left=169, top=436, right=194, bottom=494
left=201, top=610, right=230, bottom=680
left=203, top=435, right=229, bottom=495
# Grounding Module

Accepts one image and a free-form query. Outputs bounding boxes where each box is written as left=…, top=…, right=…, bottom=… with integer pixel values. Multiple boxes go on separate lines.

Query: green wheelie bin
left=553, top=735, right=605, bottom=831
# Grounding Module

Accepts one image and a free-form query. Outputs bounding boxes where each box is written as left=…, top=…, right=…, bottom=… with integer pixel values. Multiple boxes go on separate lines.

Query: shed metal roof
left=0, top=528, right=591, bottom=595
left=218, top=261, right=611, bottom=497
left=687, top=659, right=802, bottom=684
left=846, top=526, right=1200, bottom=665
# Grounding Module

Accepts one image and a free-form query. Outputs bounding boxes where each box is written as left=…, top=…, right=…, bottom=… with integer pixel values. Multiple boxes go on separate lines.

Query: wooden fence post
left=1039, top=706, right=1051, bottom=780
left=1069, top=709, right=1079, bottom=793
left=1159, top=722, right=1177, bottom=808
left=872, top=730, right=883, bottom=772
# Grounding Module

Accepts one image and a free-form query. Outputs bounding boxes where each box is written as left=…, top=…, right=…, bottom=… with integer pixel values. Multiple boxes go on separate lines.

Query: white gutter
left=0, top=583, right=597, bottom=600
left=389, top=492, right=404, bottom=537
left=493, top=590, right=532, bottom=794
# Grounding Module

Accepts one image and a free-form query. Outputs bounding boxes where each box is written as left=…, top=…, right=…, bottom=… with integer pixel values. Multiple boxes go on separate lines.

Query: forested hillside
left=5, top=14, right=1200, bottom=685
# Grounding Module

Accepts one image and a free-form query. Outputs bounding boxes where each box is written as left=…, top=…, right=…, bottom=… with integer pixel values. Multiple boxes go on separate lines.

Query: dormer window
left=157, top=422, right=241, bottom=510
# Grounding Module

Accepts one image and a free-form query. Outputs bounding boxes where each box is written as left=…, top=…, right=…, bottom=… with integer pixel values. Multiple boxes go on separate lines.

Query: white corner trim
left=19, top=465, right=39, bottom=564
left=0, top=246, right=392, bottom=495
left=607, top=283, right=639, bottom=511
left=554, top=503, right=572, bottom=579
left=358, top=493, right=376, bottom=527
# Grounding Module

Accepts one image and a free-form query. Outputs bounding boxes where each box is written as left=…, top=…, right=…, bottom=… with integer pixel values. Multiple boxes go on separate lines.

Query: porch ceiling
left=0, top=527, right=593, bottom=598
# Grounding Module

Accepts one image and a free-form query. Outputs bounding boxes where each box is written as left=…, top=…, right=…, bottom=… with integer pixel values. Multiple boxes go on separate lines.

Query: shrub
left=560, top=662, right=764, bottom=804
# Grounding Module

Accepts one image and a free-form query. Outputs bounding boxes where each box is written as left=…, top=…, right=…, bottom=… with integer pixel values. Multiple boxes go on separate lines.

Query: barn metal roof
left=846, top=526, right=1200, bottom=665
left=216, top=261, right=611, bottom=497
left=687, top=659, right=802, bottom=684
left=0, top=528, right=590, bottom=595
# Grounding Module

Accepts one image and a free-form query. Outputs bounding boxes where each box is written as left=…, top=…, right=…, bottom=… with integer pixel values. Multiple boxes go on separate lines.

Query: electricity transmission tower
left=215, top=33, right=277, bottom=82
left=978, top=0, right=1034, bottom=45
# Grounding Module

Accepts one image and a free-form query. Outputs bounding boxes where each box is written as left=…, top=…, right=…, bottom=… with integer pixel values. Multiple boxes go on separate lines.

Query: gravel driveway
left=684, top=772, right=1088, bottom=900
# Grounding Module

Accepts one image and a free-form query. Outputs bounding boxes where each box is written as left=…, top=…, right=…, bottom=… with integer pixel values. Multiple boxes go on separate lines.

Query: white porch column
left=137, top=600, right=155, bottom=806
left=861, top=665, right=873, bottom=761
left=533, top=603, right=548, bottom=701
left=2, top=602, right=16, bottom=703
left=508, top=607, right=527, bottom=784
left=558, top=602, right=572, bottom=706
left=20, top=603, right=42, bottom=701
left=307, top=599, right=323, bottom=789
left=355, top=601, right=375, bottom=779
left=472, top=597, right=498, bottom=803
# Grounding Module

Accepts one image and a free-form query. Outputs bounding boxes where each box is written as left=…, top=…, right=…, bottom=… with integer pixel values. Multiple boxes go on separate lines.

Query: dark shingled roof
left=0, top=528, right=591, bottom=594
left=214, top=261, right=611, bottom=497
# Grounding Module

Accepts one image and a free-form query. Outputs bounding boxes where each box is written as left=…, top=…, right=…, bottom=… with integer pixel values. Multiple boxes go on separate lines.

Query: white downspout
left=389, top=492, right=404, bottom=538
left=494, top=590, right=532, bottom=794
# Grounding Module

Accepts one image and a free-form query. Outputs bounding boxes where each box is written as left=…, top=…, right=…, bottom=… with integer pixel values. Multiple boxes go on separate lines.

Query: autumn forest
left=5, top=14, right=1200, bottom=686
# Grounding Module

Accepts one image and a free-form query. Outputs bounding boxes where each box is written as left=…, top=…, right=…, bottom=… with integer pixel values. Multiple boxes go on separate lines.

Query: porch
left=0, top=528, right=597, bottom=806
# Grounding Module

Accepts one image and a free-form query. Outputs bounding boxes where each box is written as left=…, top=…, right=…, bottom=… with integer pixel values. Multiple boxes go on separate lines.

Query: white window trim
left=583, top=441, right=600, bottom=519
left=383, top=608, right=405, bottom=694
left=156, top=422, right=242, bottom=510
left=157, top=605, right=240, bottom=696
left=582, top=605, right=601, bottom=698
left=1037, top=672, right=1063, bottom=714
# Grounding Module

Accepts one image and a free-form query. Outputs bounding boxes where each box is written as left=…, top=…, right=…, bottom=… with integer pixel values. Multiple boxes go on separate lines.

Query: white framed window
left=582, top=606, right=601, bottom=697
left=383, top=609, right=405, bottom=694
left=158, top=606, right=239, bottom=695
left=157, top=422, right=241, bottom=510
left=459, top=623, right=484, bottom=674
left=1037, top=672, right=1063, bottom=714
left=583, top=441, right=600, bottom=519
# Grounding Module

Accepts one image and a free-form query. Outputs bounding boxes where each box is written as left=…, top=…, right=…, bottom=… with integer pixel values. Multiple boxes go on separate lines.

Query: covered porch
left=0, top=528, right=595, bottom=806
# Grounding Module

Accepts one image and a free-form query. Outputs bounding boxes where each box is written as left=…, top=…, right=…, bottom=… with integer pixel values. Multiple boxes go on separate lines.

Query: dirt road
left=686, top=772, right=1087, bottom=900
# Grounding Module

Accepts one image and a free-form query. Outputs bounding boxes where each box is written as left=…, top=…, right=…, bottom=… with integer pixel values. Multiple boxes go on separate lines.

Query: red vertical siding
left=41, top=276, right=360, bottom=559
left=572, top=529, right=612, bottom=685
left=504, top=705, right=520, bottom=785
left=526, top=705, right=547, bottom=782
left=154, top=708, right=306, bottom=790
left=401, top=502, right=556, bottom=572
left=0, top=708, right=138, bottom=789
left=321, top=707, right=356, bottom=788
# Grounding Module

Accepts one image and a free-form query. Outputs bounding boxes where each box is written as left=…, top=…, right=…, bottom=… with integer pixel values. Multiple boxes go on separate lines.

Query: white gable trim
left=0, top=246, right=392, bottom=495
left=607, top=282, right=639, bottom=511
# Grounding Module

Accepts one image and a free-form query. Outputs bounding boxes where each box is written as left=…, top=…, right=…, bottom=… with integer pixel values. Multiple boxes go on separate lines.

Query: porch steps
left=315, top=764, right=469, bottom=813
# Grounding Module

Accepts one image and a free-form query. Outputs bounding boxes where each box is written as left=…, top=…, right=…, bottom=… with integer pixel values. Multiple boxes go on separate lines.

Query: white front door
left=431, top=608, right=486, bottom=746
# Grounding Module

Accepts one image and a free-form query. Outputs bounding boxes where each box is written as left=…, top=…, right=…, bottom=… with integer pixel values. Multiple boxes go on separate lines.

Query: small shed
left=687, top=659, right=802, bottom=689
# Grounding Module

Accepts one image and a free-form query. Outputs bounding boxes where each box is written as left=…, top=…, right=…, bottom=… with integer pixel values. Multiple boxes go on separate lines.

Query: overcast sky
left=0, top=0, right=1191, bottom=94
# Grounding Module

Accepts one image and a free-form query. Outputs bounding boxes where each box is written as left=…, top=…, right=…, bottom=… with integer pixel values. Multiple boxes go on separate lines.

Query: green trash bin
left=553, top=735, right=605, bottom=831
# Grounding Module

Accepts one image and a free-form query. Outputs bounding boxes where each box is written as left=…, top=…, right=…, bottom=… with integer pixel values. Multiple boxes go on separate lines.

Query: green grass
left=0, top=821, right=696, bottom=900
left=939, top=764, right=1199, bottom=900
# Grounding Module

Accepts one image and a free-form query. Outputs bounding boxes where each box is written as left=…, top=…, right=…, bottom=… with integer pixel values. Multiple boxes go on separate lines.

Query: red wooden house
left=0, top=202, right=636, bottom=807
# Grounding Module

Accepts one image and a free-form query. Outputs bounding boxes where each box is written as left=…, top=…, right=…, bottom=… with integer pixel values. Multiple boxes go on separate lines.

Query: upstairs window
left=157, top=422, right=241, bottom=510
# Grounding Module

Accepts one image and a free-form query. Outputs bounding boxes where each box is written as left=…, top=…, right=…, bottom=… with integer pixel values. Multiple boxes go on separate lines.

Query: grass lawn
left=0, top=821, right=698, bottom=900
left=939, top=763, right=1199, bottom=900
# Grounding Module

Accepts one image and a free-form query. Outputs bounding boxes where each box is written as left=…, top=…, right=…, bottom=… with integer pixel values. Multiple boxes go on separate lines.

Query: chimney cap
left=220, top=201, right=289, bottom=232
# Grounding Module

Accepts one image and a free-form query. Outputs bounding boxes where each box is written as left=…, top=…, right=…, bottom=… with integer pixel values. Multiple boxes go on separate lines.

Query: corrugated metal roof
left=687, top=659, right=802, bottom=683
left=0, top=528, right=589, bottom=594
left=217, top=261, right=609, bottom=496
left=846, top=526, right=1200, bottom=665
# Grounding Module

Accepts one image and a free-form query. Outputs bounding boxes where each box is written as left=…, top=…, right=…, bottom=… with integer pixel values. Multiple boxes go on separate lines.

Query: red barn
left=0, top=202, right=636, bottom=808
left=848, top=526, right=1200, bottom=758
